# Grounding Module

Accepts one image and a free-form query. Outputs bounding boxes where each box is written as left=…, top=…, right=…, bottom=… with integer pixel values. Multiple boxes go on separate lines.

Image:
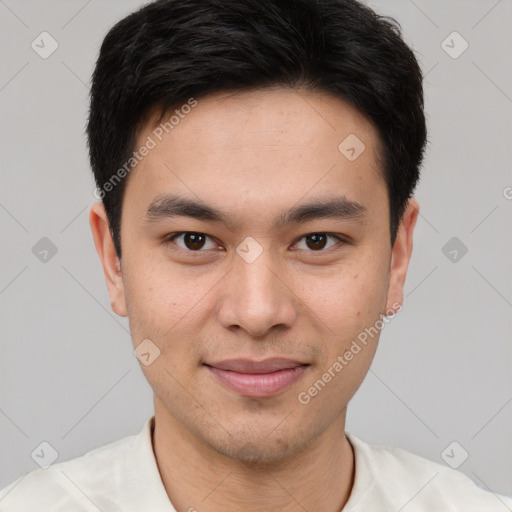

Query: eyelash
left=162, top=231, right=347, bottom=256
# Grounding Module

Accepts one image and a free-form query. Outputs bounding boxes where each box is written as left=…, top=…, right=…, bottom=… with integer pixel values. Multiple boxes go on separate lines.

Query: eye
left=293, top=233, right=345, bottom=252
left=164, top=232, right=220, bottom=252
left=163, top=231, right=346, bottom=255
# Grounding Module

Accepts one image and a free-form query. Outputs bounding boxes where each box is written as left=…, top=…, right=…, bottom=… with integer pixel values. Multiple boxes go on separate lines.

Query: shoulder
left=0, top=432, right=139, bottom=511
left=346, top=432, right=512, bottom=511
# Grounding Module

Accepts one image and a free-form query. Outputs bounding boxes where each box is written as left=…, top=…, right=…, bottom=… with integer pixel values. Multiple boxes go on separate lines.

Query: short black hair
left=87, top=0, right=427, bottom=258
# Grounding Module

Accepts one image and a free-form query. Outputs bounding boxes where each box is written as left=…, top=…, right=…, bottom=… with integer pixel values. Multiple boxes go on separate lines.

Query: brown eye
left=165, top=232, right=218, bottom=252
left=295, top=233, right=344, bottom=252
left=182, top=233, right=206, bottom=250
left=305, top=234, right=328, bottom=250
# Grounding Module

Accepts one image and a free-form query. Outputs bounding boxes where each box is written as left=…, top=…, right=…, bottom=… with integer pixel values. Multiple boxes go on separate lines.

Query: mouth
left=203, top=358, right=310, bottom=398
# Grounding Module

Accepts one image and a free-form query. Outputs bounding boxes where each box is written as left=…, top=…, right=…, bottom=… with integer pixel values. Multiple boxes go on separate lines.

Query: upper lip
left=205, top=358, right=308, bottom=374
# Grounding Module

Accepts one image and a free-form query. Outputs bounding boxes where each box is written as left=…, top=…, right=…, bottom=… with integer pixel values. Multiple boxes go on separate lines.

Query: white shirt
left=1, top=416, right=511, bottom=511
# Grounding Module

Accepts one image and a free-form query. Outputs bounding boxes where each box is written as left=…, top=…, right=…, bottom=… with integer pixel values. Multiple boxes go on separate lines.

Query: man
left=1, top=0, right=511, bottom=510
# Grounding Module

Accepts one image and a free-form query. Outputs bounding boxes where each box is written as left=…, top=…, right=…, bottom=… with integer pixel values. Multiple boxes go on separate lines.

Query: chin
left=214, top=437, right=295, bottom=466
left=201, top=422, right=316, bottom=467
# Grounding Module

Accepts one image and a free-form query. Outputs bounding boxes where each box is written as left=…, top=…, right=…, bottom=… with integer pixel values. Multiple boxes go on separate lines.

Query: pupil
left=185, top=233, right=205, bottom=250
left=307, top=234, right=326, bottom=250
left=182, top=233, right=328, bottom=251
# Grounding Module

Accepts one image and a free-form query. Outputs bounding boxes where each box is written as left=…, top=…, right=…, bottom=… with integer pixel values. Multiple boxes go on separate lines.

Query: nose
left=217, top=248, right=297, bottom=338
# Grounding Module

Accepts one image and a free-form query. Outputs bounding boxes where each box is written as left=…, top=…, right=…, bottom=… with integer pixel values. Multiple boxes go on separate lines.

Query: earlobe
left=89, top=202, right=128, bottom=317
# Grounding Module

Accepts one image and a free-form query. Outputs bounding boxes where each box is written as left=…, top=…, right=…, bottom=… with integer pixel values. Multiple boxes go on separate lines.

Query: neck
left=151, top=400, right=355, bottom=512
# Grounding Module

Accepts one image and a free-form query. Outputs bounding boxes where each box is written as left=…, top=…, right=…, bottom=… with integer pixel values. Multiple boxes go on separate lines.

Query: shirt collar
left=119, top=415, right=177, bottom=511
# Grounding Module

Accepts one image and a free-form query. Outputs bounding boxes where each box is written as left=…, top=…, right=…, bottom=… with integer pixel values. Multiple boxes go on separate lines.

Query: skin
left=90, top=87, right=418, bottom=512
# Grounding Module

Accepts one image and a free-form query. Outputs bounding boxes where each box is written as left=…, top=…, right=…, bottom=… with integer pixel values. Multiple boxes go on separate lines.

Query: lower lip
left=206, top=365, right=308, bottom=398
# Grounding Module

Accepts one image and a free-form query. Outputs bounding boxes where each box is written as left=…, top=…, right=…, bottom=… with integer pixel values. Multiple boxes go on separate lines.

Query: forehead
left=124, top=87, right=387, bottom=224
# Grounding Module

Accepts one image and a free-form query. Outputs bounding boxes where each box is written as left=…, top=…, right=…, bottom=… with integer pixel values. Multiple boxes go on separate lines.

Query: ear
left=89, top=202, right=128, bottom=317
left=385, top=198, right=419, bottom=314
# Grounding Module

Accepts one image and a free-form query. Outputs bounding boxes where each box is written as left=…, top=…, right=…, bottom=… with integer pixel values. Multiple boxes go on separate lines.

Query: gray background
left=1, top=0, right=511, bottom=498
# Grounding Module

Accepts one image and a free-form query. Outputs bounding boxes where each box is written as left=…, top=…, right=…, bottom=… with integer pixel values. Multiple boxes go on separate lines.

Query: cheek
left=122, top=256, right=186, bottom=341
left=122, top=255, right=214, bottom=370
left=123, top=265, right=202, bottom=387
left=301, top=261, right=389, bottom=334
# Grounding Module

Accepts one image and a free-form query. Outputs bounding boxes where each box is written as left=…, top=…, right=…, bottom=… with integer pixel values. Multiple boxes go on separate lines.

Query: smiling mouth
left=204, top=358, right=310, bottom=398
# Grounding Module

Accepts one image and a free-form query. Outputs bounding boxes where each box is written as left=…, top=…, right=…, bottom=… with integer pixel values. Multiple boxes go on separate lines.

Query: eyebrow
left=145, top=193, right=367, bottom=230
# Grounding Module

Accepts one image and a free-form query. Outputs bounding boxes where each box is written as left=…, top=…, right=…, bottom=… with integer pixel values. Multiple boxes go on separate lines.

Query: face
left=91, top=87, right=417, bottom=464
